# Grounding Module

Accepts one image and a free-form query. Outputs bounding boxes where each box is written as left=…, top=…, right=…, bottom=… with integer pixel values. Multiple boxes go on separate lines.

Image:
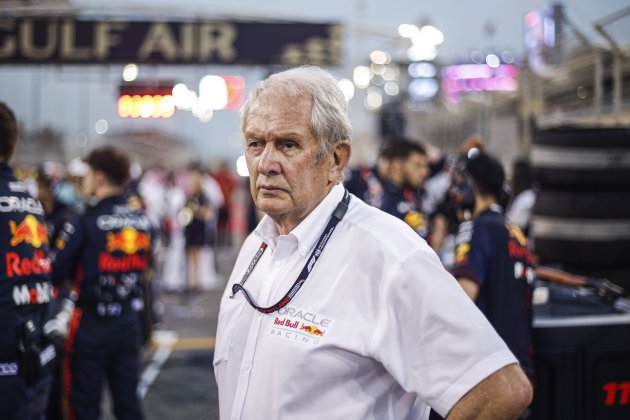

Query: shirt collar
left=254, top=183, right=345, bottom=257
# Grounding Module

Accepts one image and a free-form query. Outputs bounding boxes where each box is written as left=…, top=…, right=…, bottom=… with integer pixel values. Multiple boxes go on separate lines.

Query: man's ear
left=93, top=170, right=108, bottom=189
left=328, top=140, right=351, bottom=183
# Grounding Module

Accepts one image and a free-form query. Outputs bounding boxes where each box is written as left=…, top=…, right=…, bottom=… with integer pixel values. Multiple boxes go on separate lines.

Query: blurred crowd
left=344, top=134, right=535, bottom=270
left=12, top=133, right=535, bottom=291
left=14, top=159, right=247, bottom=293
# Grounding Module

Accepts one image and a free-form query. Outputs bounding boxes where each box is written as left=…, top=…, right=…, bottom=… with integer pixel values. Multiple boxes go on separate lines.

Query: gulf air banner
left=0, top=17, right=342, bottom=65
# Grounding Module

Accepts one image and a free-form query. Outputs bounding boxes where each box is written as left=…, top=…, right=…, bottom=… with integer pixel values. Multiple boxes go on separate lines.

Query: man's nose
left=258, top=144, right=281, bottom=175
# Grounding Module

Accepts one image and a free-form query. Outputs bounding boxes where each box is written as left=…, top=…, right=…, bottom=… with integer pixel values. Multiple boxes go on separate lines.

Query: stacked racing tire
left=531, top=127, right=630, bottom=291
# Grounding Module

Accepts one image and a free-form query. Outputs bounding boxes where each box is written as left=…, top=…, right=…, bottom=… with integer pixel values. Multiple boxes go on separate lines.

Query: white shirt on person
left=507, top=189, right=536, bottom=232
left=214, top=183, right=517, bottom=420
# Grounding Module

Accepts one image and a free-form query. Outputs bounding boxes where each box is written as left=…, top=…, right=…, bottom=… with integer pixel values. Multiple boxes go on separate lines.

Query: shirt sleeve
left=368, top=247, right=516, bottom=417
left=450, top=220, right=492, bottom=285
left=50, top=215, right=86, bottom=287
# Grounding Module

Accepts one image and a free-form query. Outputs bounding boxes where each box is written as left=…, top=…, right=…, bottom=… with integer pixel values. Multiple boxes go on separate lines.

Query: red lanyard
left=230, top=189, right=350, bottom=314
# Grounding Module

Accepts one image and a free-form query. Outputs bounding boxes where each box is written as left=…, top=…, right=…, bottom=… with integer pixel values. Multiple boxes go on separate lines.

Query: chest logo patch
left=268, top=306, right=332, bottom=346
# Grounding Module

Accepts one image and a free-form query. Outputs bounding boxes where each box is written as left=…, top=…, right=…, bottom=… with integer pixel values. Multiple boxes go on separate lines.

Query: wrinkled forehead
left=245, top=89, right=313, bottom=130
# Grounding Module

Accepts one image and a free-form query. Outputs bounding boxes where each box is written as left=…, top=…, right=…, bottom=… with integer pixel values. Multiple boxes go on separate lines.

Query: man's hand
left=446, top=363, right=533, bottom=419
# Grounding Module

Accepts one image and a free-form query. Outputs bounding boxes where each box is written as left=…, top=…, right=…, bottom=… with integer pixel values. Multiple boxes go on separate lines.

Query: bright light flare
left=338, top=79, right=355, bottom=101
left=199, top=75, right=228, bottom=110
left=122, top=64, right=139, bottom=82
left=353, top=66, right=371, bottom=89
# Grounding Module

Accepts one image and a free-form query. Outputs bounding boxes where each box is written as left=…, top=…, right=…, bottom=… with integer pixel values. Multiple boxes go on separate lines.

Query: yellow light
left=117, top=94, right=176, bottom=119
left=118, top=95, right=133, bottom=118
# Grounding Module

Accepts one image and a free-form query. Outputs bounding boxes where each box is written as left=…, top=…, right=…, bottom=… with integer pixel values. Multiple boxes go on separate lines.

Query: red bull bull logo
left=8, top=215, right=49, bottom=248
left=300, top=324, right=325, bottom=337
left=106, top=227, right=151, bottom=254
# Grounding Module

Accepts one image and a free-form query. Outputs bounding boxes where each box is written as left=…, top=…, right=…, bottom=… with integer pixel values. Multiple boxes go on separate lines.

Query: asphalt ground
left=141, top=290, right=222, bottom=420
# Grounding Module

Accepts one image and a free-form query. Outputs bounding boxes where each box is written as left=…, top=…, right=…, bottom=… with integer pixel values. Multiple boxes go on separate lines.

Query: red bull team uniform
left=214, top=184, right=518, bottom=420
left=51, top=195, right=151, bottom=420
left=450, top=205, right=535, bottom=378
left=0, top=163, right=54, bottom=419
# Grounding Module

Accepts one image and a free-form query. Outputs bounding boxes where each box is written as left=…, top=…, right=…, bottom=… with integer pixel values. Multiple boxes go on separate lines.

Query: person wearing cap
left=450, top=152, right=536, bottom=381
left=0, top=102, right=55, bottom=419
left=215, top=66, right=532, bottom=420
left=49, top=146, right=150, bottom=419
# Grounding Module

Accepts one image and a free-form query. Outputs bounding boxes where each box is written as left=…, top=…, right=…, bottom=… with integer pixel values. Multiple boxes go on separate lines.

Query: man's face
left=401, top=151, right=429, bottom=189
left=243, top=90, right=337, bottom=232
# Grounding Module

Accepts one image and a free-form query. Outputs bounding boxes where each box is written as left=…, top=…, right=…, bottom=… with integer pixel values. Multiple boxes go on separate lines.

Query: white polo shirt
left=214, top=183, right=516, bottom=420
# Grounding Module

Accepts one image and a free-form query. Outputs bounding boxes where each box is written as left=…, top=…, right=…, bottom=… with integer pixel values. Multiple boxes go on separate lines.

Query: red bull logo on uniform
left=455, top=243, right=470, bottom=265
left=8, top=215, right=49, bottom=248
left=106, top=227, right=151, bottom=254
left=268, top=307, right=333, bottom=346
left=300, top=324, right=325, bottom=337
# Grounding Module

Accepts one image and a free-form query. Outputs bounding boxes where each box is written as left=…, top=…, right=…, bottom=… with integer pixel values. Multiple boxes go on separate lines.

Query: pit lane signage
left=0, top=17, right=341, bottom=65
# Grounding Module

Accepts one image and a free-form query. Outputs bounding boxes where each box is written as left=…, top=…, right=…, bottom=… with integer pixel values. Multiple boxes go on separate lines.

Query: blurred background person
left=507, top=158, right=536, bottom=237
left=50, top=146, right=150, bottom=420
left=345, top=138, right=430, bottom=238
left=36, top=167, right=78, bottom=248
left=450, top=152, right=535, bottom=384
left=161, top=169, right=187, bottom=292
left=344, top=147, right=390, bottom=209
left=429, top=135, right=485, bottom=266
left=211, top=160, right=240, bottom=247
left=182, top=167, right=214, bottom=293
left=180, top=164, right=224, bottom=292
left=0, top=102, right=55, bottom=420
left=36, top=167, right=78, bottom=420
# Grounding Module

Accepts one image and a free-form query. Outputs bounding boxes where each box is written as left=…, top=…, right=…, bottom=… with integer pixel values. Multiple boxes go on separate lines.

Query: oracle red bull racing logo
left=9, top=215, right=48, bottom=248
left=269, top=307, right=332, bottom=346
left=106, top=227, right=151, bottom=254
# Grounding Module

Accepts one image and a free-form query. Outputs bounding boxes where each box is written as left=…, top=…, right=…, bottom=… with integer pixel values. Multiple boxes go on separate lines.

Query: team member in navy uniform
left=51, top=146, right=150, bottom=420
left=450, top=152, right=535, bottom=379
left=378, top=140, right=430, bottom=238
left=0, top=102, right=55, bottom=419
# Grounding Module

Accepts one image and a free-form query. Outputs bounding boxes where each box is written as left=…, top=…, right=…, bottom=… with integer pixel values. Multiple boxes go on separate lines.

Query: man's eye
left=283, top=142, right=297, bottom=149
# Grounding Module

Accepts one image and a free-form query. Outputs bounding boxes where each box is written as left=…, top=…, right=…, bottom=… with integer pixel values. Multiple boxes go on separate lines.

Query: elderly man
left=214, top=66, right=532, bottom=420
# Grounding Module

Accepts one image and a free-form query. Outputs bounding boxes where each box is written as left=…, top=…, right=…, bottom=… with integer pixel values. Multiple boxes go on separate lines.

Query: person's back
left=453, top=206, right=535, bottom=374
left=51, top=146, right=149, bottom=420
left=451, top=152, right=535, bottom=378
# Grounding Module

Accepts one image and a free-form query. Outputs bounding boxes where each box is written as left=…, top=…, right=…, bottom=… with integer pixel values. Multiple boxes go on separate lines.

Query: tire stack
left=531, top=127, right=630, bottom=292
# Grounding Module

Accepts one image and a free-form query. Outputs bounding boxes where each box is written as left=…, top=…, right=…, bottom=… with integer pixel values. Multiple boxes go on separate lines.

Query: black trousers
left=0, top=373, right=51, bottom=420
left=65, top=312, right=144, bottom=420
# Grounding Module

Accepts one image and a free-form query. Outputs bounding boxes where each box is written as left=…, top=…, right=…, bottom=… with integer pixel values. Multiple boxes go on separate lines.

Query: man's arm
left=457, top=277, right=479, bottom=301
left=446, top=363, right=533, bottom=419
